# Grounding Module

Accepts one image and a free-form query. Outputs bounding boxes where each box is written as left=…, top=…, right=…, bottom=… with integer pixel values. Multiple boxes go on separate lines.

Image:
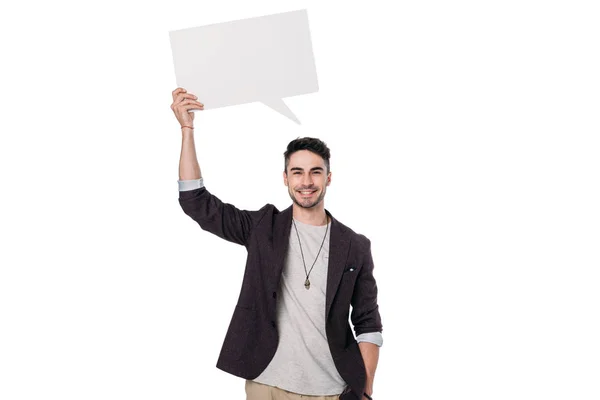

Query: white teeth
left=300, top=191, right=315, bottom=195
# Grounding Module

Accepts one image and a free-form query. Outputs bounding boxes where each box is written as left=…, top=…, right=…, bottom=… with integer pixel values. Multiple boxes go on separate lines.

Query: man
left=171, top=87, right=383, bottom=400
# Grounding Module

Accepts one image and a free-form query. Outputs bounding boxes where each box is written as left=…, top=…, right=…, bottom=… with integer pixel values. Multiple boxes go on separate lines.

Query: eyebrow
left=290, top=167, right=325, bottom=172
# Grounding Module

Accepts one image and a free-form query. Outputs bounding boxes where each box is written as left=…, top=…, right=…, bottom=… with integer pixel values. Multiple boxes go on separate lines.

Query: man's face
left=284, top=150, right=331, bottom=209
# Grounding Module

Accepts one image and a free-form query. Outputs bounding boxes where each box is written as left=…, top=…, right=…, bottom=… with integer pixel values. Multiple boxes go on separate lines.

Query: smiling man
left=172, top=87, right=383, bottom=400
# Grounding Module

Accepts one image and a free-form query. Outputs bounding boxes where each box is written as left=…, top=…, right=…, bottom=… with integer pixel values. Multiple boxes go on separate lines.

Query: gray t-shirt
left=254, top=218, right=347, bottom=395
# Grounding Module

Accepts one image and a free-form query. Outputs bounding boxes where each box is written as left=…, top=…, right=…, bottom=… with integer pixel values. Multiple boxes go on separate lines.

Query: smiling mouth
left=297, top=190, right=317, bottom=196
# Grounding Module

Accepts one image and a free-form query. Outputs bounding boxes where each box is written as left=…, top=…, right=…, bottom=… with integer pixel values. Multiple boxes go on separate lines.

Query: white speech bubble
left=169, top=9, right=319, bottom=124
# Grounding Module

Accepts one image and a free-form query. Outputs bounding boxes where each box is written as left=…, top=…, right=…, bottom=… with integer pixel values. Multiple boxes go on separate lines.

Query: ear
left=326, top=171, right=332, bottom=186
left=283, top=170, right=288, bottom=187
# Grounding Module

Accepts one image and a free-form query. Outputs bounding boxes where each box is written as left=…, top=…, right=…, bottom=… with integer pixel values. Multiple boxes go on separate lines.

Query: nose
left=302, top=174, right=313, bottom=187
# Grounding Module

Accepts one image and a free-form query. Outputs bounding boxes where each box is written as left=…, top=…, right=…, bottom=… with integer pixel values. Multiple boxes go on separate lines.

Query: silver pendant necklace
left=292, top=216, right=329, bottom=290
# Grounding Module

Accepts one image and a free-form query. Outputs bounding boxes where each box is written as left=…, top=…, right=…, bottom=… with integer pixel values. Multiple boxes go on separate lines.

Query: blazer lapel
left=272, top=205, right=293, bottom=284
left=325, top=210, right=351, bottom=320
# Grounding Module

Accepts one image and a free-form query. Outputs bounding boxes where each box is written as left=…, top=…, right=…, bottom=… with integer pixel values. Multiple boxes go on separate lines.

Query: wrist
left=181, top=125, right=194, bottom=131
left=181, top=126, right=194, bottom=138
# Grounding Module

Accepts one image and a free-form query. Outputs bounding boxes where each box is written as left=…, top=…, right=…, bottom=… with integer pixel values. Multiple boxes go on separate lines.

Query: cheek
left=288, top=178, right=299, bottom=187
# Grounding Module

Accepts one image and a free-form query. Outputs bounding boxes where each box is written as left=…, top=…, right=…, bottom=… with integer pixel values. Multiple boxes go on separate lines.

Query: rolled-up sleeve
left=356, top=332, right=383, bottom=347
left=178, top=178, right=204, bottom=191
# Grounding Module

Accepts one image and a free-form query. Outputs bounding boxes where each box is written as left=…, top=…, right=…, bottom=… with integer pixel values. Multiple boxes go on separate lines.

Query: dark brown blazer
left=179, top=187, right=382, bottom=400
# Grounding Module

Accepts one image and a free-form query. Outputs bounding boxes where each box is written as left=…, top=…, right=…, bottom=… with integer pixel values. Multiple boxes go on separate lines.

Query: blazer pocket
left=341, top=266, right=359, bottom=289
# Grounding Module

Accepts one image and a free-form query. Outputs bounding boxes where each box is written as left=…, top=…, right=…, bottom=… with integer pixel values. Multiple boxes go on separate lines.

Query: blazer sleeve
left=351, top=238, right=383, bottom=336
left=179, top=186, right=271, bottom=247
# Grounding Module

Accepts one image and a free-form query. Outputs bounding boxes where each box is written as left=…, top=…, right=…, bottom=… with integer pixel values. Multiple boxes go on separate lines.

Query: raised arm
left=171, top=87, right=204, bottom=180
left=171, top=88, right=271, bottom=246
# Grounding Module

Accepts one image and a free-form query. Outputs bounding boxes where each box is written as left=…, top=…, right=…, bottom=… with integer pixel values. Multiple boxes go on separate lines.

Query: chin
left=298, top=200, right=319, bottom=208
left=295, top=194, right=324, bottom=209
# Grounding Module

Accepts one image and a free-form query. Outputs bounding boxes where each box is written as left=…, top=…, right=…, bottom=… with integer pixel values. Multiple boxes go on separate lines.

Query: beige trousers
left=245, top=380, right=341, bottom=400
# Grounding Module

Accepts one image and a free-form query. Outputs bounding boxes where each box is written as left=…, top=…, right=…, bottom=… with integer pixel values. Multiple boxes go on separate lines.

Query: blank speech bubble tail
left=261, top=98, right=301, bottom=124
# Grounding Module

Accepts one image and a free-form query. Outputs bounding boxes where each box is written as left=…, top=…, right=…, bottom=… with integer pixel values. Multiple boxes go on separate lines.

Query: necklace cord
left=292, top=217, right=329, bottom=286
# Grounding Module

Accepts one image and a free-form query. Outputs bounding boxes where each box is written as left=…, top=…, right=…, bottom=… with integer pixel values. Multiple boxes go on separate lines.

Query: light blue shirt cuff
left=356, top=332, right=383, bottom=347
left=178, top=178, right=204, bottom=191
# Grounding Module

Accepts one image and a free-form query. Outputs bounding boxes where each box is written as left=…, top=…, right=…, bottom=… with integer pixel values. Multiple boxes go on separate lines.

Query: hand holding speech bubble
left=169, top=9, right=319, bottom=124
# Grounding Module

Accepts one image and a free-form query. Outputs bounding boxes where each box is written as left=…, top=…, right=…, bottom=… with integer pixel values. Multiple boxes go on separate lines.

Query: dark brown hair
left=284, top=137, right=331, bottom=173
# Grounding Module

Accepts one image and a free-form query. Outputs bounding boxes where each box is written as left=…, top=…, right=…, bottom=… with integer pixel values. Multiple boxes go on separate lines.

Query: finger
left=174, top=93, right=198, bottom=105
left=179, top=99, right=204, bottom=108
left=174, top=93, right=195, bottom=103
left=175, top=101, right=204, bottom=112
left=172, top=87, right=186, bottom=101
left=171, top=94, right=197, bottom=109
left=182, top=103, right=204, bottom=111
left=173, top=102, right=204, bottom=115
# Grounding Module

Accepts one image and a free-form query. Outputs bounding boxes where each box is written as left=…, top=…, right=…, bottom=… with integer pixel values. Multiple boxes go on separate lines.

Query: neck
left=292, top=204, right=328, bottom=226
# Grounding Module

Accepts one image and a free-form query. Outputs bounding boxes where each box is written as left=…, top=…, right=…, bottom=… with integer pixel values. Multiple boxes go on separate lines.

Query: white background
left=1, top=1, right=599, bottom=399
